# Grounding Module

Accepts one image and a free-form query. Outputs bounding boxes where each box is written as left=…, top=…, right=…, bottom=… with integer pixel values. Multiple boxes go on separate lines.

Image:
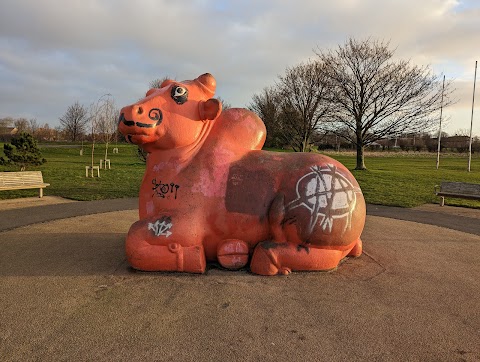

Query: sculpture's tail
left=268, top=193, right=288, bottom=243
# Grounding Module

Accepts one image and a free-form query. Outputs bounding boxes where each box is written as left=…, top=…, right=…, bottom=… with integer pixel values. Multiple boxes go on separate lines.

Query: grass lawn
left=1, top=143, right=479, bottom=209
left=324, top=151, right=480, bottom=208
left=0, top=143, right=145, bottom=201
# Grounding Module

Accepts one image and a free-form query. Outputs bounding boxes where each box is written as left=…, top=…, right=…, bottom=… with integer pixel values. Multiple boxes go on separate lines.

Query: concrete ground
left=0, top=197, right=479, bottom=362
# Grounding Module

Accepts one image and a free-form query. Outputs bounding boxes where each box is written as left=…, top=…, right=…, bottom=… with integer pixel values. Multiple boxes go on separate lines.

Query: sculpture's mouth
left=119, top=112, right=164, bottom=145
left=118, top=112, right=163, bottom=129
left=124, top=133, right=155, bottom=145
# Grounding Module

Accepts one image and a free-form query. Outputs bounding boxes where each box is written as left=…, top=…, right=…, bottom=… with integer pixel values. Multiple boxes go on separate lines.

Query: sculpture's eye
left=171, top=85, right=188, bottom=104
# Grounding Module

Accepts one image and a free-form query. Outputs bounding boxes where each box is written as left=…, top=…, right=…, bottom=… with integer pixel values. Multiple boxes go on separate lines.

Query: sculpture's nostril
left=137, top=107, right=144, bottom=115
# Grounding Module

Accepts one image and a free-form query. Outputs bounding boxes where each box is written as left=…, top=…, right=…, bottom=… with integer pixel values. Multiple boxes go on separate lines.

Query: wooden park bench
left=0, top=171, right=50, bottom=198
left=434, top=181, right=480, bottom=206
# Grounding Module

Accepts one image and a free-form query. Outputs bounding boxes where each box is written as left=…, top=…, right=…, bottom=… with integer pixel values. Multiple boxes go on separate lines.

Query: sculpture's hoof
left=250, top=240, right=359, bottom=275
left=217, top=239, right=249, bottom=269
left=250, top=242, right=282, bottom=276
left=127, top=241, right=206, bottom=273
left=347, top=238, right=362, bottom=257
left=278, top=266, right=291, bottom=275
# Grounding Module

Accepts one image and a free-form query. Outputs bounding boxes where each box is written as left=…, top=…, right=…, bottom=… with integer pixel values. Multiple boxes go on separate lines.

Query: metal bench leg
left=440, top=196, right=444, bottom=206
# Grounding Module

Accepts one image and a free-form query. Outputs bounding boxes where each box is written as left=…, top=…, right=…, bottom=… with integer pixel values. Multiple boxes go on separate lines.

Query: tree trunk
left=355, top=141, right=366, bottom=170
left=91, top=140, right=95, bottom=169
left=302, top=131, right=308, bottom=152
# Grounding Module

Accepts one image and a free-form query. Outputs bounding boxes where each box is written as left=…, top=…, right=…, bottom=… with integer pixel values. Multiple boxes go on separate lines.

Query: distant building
left=0, top=127, right=18, bottom=142
left=442, top=135, right=470, bottom=152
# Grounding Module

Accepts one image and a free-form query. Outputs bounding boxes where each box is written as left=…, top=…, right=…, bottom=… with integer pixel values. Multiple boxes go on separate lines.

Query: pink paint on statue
left=118, top=73, right=366, bottom=275
left=191, top=148, right=233, bottom=198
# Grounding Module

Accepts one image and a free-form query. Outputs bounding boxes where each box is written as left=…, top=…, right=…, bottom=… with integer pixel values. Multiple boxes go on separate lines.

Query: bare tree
left=36, top=123, right=53, bottom=141
left=277, top=60, right=333, bottom=152
left=317, top=38, right=452, bottom=169
left=87, top=94, right=112, bottom=170
left=249, top=86, right=282, bottom=148
left=59, top=101, right=89, bottom=142
left=249, top=61, right=332, bottom=152
left=87, top=101, right=100, bottom=170
left=28, top=118, right=39, bottom=136
left=14, top=118, right=29, bottom=133
left=54, top=126, right=64, bottom=141
left=0, top=117, right=14, bottom=128
left=95, top=95, right=117, bottom=162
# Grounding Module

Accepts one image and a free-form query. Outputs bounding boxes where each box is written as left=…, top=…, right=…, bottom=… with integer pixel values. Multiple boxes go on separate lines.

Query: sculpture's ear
left=196, top=73, right=216, bottom=98
left=161, top=79, right=175, bottom=88
left=146, top=88, right=157, bottom=97
left=199, top=98, right=222, bottom=121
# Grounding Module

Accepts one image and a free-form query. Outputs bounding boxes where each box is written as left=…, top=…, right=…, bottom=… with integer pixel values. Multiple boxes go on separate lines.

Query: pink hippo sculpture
left=118, top=73, right=366, bottom=275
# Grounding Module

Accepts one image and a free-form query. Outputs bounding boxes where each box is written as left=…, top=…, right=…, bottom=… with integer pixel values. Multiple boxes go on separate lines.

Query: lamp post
left=468, top=61, right=477, bottom=172
left=436, top=75, right=445, bottom=170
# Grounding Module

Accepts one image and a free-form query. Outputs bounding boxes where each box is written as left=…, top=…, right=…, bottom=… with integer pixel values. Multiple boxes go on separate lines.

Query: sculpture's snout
left=118, top=106, right=163, bottom=129
left=133, top=105, right=144, bottom=115
left=118, top=113, right=134, bottom=126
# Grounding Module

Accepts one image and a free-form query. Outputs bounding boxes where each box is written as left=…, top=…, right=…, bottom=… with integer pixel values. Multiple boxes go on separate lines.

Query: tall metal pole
left=436, top=75, right=445, bottom=170
left=468, top=61, right=477, bottom=172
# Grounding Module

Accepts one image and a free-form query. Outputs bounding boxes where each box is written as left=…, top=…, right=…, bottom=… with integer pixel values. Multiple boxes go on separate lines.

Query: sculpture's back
left=118, top=73, right=365, bottom=275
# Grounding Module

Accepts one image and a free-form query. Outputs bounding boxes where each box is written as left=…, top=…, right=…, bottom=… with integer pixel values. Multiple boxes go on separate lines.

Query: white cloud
left=0, top=0, right=479, bottom=135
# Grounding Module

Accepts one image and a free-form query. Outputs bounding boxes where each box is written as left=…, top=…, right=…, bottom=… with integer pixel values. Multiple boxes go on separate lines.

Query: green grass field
left=324, top=151, right=480, bottom=208
left=0, top=143, right=145, bottom=201
left=1, top=143, right=479, bottom=208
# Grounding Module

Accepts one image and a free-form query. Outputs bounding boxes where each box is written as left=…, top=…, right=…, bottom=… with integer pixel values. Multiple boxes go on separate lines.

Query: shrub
left=0, top=132, right=46, bottom=170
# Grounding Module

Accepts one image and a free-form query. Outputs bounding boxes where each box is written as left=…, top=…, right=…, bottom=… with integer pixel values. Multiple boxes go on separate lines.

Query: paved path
left=0, top=197, right=138, bottom=231
left=1, top=197, right=479, bottom=236
left=0, top=198, right=479, bottom=361
left=367, top=204, right=480, bottom=236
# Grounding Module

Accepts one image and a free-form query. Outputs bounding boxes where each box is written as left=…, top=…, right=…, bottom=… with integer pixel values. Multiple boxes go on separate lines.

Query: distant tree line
left=0, top=117, right=60, bottom=142
left=315, top=131, right=480, bottom=153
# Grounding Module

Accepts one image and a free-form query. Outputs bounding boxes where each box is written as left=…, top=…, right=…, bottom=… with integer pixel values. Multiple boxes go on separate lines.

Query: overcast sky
left=1, top=0, right=479, bottom=136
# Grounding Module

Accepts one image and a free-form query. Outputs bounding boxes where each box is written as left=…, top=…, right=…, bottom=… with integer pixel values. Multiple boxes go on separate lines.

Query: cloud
left=0, top=0, right=479, bottom=134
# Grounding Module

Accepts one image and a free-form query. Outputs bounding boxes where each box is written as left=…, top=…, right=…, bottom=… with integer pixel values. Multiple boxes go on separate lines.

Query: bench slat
left=436, top=192, right=480, bottom=200
left=0, top=184, right=49, bottom=190
left=1, top=178, right=44, bottom=184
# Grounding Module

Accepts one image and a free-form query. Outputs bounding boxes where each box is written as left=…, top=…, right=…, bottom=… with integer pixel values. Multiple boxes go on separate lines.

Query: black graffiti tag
left=152, top=178, right=180, bottom=199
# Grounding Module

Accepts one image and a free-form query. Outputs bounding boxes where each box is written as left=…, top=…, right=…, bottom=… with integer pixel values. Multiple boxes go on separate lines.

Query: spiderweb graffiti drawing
left=286, top=164, right=360, bottom=234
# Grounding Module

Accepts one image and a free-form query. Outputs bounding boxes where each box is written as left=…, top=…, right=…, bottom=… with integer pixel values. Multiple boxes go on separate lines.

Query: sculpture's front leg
left=126, top=214, right=206, bottom=273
